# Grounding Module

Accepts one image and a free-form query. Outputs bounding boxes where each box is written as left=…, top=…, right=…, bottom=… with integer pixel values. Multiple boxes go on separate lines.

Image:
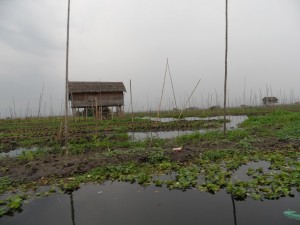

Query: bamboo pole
left=12, top=98, right=17, bottom=119
left=26, top=100, right=30, bottom=118
left=178, top=79, right=201, bottom=119
left=223, top=0, right=229, bottom=136
left=37, top=82, right=44, bottom=118
left=167, top=59, right=178, bottom=110
left=64, top=0, right=71, bottom=154
left=157, top=61, right=168, bottom=120
left=50, top=96, right=53, bottom=117
left=8, top=105, right=13, bottom=120
left=95, top=96, right=98, bottom=120
left=43, top=102, right=47, bottom=117
left=243, top=76, right=246, bottom=105
left=100, top=92, right=103, bottom=122
left=130, top=79, right=134, bottom=123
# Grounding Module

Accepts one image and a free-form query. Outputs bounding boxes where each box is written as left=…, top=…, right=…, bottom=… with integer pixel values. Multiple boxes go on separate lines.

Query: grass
left=0, top=177, right=13, bottom=194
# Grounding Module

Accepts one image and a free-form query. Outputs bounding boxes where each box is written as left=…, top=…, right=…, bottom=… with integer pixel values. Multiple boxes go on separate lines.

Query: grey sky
left=0, top=0, right=299, bottom=117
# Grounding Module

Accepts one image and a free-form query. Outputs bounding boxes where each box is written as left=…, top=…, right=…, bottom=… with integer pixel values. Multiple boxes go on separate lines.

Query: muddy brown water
left=1, top=182, right=299, bottom=225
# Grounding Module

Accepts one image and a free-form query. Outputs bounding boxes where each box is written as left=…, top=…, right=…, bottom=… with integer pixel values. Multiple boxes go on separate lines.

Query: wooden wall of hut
left=70, top=92, right=124, bottom=108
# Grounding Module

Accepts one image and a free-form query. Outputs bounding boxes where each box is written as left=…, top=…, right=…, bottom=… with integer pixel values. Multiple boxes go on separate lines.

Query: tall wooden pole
left=178, top=79, right=201, bottom=120
left=223, top=0, right=228, bottom=136
left=130, top=79, right=134, bottom=123
left=65, top=0, right=71, bottom=153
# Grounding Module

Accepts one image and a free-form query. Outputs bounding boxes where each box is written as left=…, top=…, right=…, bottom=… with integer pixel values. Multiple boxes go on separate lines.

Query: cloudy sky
left=0, top=0, right=299, bottom=117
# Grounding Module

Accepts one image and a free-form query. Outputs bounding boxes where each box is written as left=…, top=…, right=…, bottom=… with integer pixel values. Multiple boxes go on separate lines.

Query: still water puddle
left=130, top=115, right=247, bottom=141
left=129, top=129, right=206, bottom=140
left=0, top=147, right=38, bottom=157
left=1, top=181, right=299, bottom=225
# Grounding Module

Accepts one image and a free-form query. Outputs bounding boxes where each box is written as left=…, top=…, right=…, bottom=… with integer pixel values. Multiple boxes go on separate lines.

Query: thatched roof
left=68, top=81, right=126, bottom=94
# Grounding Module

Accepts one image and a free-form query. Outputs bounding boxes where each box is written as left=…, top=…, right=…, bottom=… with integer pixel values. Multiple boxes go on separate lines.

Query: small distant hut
left=209, top=105, right=221, bottom=110
left=68, top=81, right=126, bottom=117
left=262, top=97, right=278, bottom=106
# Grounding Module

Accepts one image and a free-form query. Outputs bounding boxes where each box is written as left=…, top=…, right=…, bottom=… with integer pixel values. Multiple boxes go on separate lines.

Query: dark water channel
left=130, top=115, right=247, bottom=140
left=1, top=182, right=299, bottom=225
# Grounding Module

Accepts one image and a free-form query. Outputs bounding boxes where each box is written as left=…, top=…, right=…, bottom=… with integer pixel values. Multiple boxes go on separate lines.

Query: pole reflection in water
left=69, top=192, right=76, bottom=225
left=231, top=195, right=237, bottom=225
left=1, top=182, right=299, bottom=225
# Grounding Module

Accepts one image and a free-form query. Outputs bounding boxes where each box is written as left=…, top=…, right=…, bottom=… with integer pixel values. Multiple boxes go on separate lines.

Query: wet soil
left=1, top=137, right=299, bottom=182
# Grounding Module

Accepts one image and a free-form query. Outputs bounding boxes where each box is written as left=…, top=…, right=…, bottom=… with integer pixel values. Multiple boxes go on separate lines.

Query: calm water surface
left=1, top=181, right=299, bottom=225
left=130, top=115, right=247, bottom=140
left=0, top=147, right=38, bottom=157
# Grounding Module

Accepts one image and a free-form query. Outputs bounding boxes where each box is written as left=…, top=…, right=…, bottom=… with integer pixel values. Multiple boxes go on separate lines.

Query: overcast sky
left=0, top=0, right=300, bottom=117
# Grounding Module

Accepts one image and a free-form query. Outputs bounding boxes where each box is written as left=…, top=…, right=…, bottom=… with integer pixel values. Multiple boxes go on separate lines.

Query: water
left=0, top=147, right=38, bottom=157
left=198, top=115, right=248, bottom=129
left=1, top=182, right=299, bottom=225
left=130, top=115, right=248, bottom=140
left=232, top=161, right=271, bottom=181
left=129, top=130, right=206, bottom=140
left=139, top=115, right=247, bottom=127
left=140, top=117, right=177, bottom=122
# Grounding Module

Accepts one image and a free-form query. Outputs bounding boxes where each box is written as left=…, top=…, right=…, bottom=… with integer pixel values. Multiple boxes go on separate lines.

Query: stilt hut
left=68, top=81, right=126, bottom=118
left=262, top=97, right=278, bottom=106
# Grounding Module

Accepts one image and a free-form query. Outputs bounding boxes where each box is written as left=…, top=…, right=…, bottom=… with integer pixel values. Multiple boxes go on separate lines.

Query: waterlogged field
left=0, top=105, right=300, bottom=224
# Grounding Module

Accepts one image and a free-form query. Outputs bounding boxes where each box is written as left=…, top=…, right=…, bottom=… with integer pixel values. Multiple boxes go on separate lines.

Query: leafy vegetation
left=1, top=106, right=300, bottom=217
left=0, top=195, right=27, bottom=217
left=0, top=177, right=13, bottom=194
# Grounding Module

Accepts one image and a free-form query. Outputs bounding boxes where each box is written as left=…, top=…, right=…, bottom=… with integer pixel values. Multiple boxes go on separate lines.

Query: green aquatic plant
left=199, top=182, right=221, bottom=194
left=0, top=177, right=13, bottom=194
left=227, top=181, right=249, bottom=200
left=59, top=179, right=81, bottom=193
left=226, top=129, right=250, bottom=142
left=165, top=166, right=199, bottom=190
left=147, top=147, right=167, bottom=164
left=198, top=162, right=230, bottom=193
left=0, top=195, right=27, bottom=217
left=155, top=179, right=164, bottom=187
left=102, top=149, right=124, bottom=157
left=69, top=144, right=85, bottom=155
left=277, top=120, right=300, bottom=141
left=137, top=172, right=151, bottom=185
left=237, top=136, right=256, bottom=150
left=202, top=150, right=229, bottom=162
left=156, top=161, right=174, bottom=171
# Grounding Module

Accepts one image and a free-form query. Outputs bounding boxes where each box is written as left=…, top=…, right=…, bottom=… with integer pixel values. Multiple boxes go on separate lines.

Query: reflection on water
left=140, top=117, right=177, bottom=122
left=130, top=115, right=248, bottom=141
left=130, top=130, right=206, bottom=140
left=232, top=161, right=271, bottom=181
left=1, top=181, right=299, bottom=225
left=198, top=115, right=248, bottom=129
